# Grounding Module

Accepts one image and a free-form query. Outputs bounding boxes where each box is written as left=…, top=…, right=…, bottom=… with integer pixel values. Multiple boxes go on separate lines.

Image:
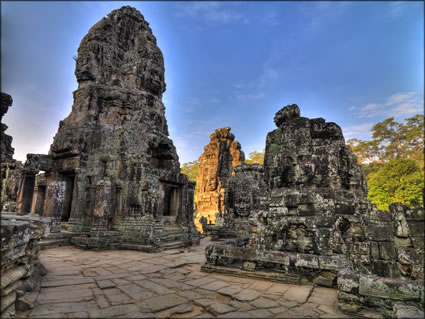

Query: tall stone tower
left=195, top=127, right=245, bottom=231
left=17, top=6, right=199, bottom=249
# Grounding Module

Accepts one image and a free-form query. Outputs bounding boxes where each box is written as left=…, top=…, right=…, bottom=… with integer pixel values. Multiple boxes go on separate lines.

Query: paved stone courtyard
left=18, top=238, right=350, bottom=318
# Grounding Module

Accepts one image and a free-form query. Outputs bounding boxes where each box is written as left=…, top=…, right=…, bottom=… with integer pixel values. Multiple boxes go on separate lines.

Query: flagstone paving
left=17, top=238, right=351, bottom=318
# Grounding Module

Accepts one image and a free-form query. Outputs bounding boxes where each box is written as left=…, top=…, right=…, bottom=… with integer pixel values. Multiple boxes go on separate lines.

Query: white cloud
left=175, top=2, right=243, bottom=25
left=350, top=92, right=423, bottom=119
left=237, top=92, right=265, bottom=101
left=342, top=122, right=374, bottom=138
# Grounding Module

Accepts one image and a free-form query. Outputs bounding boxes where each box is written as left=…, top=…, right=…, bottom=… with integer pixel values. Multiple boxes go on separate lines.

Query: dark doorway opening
left=62, top=174, right=74, bottom=222
left=163, top=185, right=180, bottom=217
left=35, top=185, right=46, bottom=215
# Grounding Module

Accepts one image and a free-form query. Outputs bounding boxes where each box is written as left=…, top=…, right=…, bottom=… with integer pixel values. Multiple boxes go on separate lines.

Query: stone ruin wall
left=195, top=127, right=244, bottom=232
left=13, top=6, right=199, bottom=250
left=1, top=214, right=51, bottom=318
left=1, top=92, right=24, bottom=212
left=203, top=104, right=424, bottom=318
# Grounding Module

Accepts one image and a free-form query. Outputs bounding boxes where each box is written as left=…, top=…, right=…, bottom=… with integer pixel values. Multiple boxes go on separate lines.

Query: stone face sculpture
left=194, top=127, right=244, bottom=231
left=1, top=92, right=24, bottom=212
left=203, top=104, right=424, bottom=317
left=206, top=164, right=269, bottom=240
left=15, top=6, right=199, bottom=250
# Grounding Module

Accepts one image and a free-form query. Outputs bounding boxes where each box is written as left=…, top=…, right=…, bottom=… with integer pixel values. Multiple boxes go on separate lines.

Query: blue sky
left=1, top=1, right=424, bottom=164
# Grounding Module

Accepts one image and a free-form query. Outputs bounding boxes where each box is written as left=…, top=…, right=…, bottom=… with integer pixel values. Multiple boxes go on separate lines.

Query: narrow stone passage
left=18, top=238, right=350, bottom=318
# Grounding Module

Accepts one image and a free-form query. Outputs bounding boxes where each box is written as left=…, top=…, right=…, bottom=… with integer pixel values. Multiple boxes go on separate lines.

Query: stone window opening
left=149, top=143, right=174, bottom=170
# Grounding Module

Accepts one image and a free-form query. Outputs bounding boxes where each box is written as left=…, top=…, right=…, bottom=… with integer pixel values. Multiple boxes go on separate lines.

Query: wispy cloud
left=300, top=1, right=350, bottom=34
left=350, top=92, right=423, bottom=119
left=387, top=1, right=420, bottom=18
left=237, top=92, right=264, bottom=101
left=175, top=2, right=244, bottom=25
left=342, top=122, right=374, bottom=138
left=261, top=11, right=280, bottom=26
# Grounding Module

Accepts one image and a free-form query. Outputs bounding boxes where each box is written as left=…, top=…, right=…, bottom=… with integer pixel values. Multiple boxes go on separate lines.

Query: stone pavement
left=18, top=238, right=350, bottom=318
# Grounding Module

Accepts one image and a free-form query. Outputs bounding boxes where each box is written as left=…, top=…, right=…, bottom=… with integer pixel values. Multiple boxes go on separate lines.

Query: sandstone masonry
left=15, top=6, right=199, bottom=251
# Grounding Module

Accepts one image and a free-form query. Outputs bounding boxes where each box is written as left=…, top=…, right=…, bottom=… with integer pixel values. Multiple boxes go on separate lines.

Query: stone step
left=160, top=240, right=185, bottom=251
left=70, top=236, right=89, bottom=246
left=39, top=239, right=71, bottom=250
left=121, top=243, right=156, bottom=252
left=160, top=233, right=185, bottom=242
left=47, top=231, right=82, bottom=240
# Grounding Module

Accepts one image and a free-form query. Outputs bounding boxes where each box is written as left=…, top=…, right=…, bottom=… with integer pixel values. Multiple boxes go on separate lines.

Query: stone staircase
left=39, top=231, right=75, bottom=250
left=158, top=226, right=187, bottom=251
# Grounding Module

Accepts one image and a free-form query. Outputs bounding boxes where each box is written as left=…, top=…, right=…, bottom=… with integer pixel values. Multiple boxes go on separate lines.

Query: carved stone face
left=206, top=177, right=217, bottom=191
left=234, top=192, right=253, bottom=217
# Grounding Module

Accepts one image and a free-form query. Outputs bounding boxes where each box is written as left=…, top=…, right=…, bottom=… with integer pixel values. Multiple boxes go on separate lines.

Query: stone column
left=44, top=178, right=66, bottom=233
left=30, top=184, right=46, bottom=216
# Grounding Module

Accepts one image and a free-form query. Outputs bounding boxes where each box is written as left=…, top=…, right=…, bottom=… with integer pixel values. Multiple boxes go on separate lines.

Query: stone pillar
left=44, top=178, right=66, bottom=232
left=90, top=178, right=112, bottom=233
left=30, top=184, right=46, bottom=216
left=16, top=172, right=36, bottom=214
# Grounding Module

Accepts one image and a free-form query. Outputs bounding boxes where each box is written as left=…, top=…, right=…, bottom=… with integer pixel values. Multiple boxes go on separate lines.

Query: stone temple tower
left=195, top=127, right=245, bottom=231
left=17, top=6, right=199, bottom=250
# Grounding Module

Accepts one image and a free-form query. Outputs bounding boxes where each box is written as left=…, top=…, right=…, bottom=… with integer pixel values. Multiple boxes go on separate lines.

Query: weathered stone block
left=406, top=221, right=424, bottom=237
left=359, top=275, right=422, bottom=301
left=313, top=271, right=336, bottom=287
left=393, top=304, right=424, bottom=319
left=379, top=242, right=396, bottom=260
left=370, top=241, right=380, bottom=259
left=295, top=254, right=319, bottom=269
left=337, top=268, right=359, bottom=293
left=243, top=261, right=256, bottom=271
left=366, top=225, right=393, bottom=242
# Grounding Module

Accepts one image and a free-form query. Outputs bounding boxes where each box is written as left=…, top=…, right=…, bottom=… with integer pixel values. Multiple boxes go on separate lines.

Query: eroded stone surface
left=15, top=6, right=199, bottom=251
left=203, top=104, right=425, bottom=317
left=16, top=239, right=348, bottom=318
left=195, top=127, right=244, bottom=231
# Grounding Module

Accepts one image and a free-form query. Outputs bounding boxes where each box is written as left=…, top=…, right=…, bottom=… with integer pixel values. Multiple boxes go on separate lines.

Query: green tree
left=245, top=150, right=265, bottom=165
left=347, top=114, right=424, bottom=171
left=180, top=159, right=200, bottom=182
left=368, top=159, right=424, bottom=211
left=181, top=159, right=200, bottom=202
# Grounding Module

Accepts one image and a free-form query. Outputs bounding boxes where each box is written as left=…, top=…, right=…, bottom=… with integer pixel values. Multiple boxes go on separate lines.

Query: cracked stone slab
left=177, top=290, right=203, bottom=300
left=217, top=285, right=243, bottom=296
left=250, top=297, right=280, bottom=309
left=29, top=301, right=96, bottom=317
left=137, top=293, right=187, bottom=312
left=202, top=280, right=231, bottom=291
left=245, top=309, right=273, bottom=318
left=96, top=279, right=115, bottom=289
left=185, top=277, right=216, bottom=287
left=207, top=303, right=235, bottom=315
left=41, top=277, right=95, bottom=288
left=283, top=285, right=313, bottom=304
left=37, top=289, right=93, bottom=304
left=117, top=284, right=156, bottom=301
left=233, top=289, right=259, bottom=302
left=88, top=304, right=139, bottom=318
left=134, top=280, right=174, bottom=295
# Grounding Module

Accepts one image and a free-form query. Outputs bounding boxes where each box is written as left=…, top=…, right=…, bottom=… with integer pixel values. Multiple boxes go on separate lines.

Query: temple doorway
left=61, top=174, right=74, bottom=222
left=162, top=183, right=180, bottom=224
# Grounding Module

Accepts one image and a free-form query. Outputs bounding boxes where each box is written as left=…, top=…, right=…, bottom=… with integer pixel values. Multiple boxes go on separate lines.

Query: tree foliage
left=348, top=115, right=424, bottom=210
left=368, top=159, right=424, bottom=211
left=180, top=159, right=200, bottom=182
left=245, top=150, right=265, bottom=165
left=347, top=114, right=424, bottom=171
